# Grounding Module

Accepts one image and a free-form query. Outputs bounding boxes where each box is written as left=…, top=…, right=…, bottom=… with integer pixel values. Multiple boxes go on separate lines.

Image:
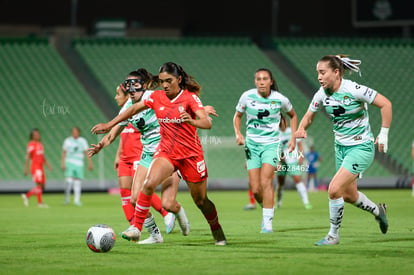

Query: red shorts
left=117, top=159, right=139, bottom=177
left=154, top=151, right=208, bottom=182
left=31, top=168, right=45, bottom=184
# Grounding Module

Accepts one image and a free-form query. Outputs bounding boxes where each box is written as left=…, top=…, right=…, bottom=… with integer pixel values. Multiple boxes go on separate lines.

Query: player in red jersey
left=89, top=80, right=176, bottom=237
left=22, top=128, right=52, bottom=208
left=92, top=62, right=226, bottom=245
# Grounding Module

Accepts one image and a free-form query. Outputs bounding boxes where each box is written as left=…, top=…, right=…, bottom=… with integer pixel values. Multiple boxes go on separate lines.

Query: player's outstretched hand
left=204, top=105, right=219, bottom=118
left=88, top=143, right=102, bottom=157
left=295, top=129, right=307, bottom=139
left=91, top=123, right=110, bottom=134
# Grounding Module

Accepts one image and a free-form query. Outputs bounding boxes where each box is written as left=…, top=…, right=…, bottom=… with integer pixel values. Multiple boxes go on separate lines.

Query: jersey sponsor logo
left=257, top=109, right=270, bottom=119
left=313, top=101, right=319, bottom=108
left=158, top=117, right=182, bottom=123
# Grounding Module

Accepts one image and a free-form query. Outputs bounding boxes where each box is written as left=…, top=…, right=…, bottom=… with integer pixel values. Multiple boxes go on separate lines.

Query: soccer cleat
left=120, top=224, right=135, bottom=236
left=305, top=203, right=313, bottom=210
left=276, top=202, right=282, bottom=209
left=164, top=212, right=176, bottom=234
left=121, top=226, right=141, bottom=242
left=260, top=227, right=273, bottom=233
left=375, top=203, right=388, bottom=234
left=74, top=201, right=83, bottom=207
left=138, top=233, right=164, bottom=244
left=21, top=194, right=29, bottom=207
left=243, top=203, right=256, bottom=210
left=314, top=234, right=340, bottom=246
left=176, top=207, right=190, bottom=236
left=212, top=227, right=227, bottom=246
left=37, top=203, right=49, bottom=208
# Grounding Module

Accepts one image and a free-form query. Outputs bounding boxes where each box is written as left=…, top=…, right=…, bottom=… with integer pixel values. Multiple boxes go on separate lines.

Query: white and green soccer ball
left=86, top=224, right=116, bottom=253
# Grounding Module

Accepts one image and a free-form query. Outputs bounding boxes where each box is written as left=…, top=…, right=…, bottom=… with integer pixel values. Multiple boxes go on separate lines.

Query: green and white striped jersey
left=118, top=91, right=161, bottom=153
left=62, top=136, right=88, bottom=167
left=236, top=89, right=293, bottom=145
left=309, top=79, right=377, bottom=146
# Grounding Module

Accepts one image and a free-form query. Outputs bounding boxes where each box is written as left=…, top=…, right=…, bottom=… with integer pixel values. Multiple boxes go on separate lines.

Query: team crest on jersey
left=192, top=94, right=203, bottom=107
left=270, top=101, right=278, bottom=109
left=342, top=96, right=352, bottom=106
left=178, top=105, right=185, bottom=113
left=159, top=106, right=165, bottom=111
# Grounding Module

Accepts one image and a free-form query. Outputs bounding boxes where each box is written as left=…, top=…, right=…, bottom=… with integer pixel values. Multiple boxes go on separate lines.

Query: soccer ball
left=85, top=224, right=116, bottom=253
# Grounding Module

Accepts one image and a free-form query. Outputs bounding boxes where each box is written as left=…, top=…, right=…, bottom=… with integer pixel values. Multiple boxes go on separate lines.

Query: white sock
left=65, top=177, right=73, bottom=203
left=277, top=185, right=284, bottom=206
left=262, top=208, right=274, bottom=229
left=73, top=179, right=82, bottom=204
left=295, top=182, right=309, bottom=205
left=353, top=191, right=379, bottom=216
left=328, top=197, right=344, bottom=238
left=144, top=215, right=161, bottom=235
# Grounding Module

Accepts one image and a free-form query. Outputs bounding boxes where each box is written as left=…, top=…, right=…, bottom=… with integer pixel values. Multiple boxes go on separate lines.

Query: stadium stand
left=1, top=36, right=405, bottom=192
left=0, top=38, right=117, bottom=184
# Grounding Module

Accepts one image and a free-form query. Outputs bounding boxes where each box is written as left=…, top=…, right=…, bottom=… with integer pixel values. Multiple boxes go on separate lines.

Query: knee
left=328, top=186, right=342, bottom=200
left=142, top=176, right=158, bottom=193
left=192, top=196, right=207, bottom=209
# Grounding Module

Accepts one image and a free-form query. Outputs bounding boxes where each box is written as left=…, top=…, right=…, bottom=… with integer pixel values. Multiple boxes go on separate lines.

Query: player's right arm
left=91, top=101, right=149, bottom=134
left=88, top=125, right=125, bottom=157
left=233, top=111, right=245, bottom=146
left=24, top=150, right=30, bottom=176
left=296, top=91, right=322, bottom=139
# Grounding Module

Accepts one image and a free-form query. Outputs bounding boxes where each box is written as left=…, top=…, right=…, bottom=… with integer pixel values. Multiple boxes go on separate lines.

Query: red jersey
left=27, top=141, right=45, bottom=170
left=120, top=123, right=143, bottom=162
left=144, top=89, right=205, bottom=159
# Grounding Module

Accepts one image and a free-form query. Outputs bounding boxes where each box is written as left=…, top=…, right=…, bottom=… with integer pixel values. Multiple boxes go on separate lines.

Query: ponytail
left=320, top=55, right=362, bottom=77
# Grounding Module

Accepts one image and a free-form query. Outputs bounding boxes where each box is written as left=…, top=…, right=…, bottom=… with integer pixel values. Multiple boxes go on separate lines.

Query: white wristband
left=378, top=127, right=389, bottom=153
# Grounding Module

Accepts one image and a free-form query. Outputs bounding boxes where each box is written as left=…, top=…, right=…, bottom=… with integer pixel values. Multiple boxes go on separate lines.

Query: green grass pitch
left=1, top=189, right=413, bottom=274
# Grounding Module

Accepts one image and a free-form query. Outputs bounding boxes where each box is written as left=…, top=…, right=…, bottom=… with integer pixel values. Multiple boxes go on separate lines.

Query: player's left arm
left=371, top=93, right=392, bottom=153
left=286, top=108, right=298, bottom=153
left=44, top=158, right=52, bottom=171
left=181, top=108, right=212, bottom=129
left=180, top=95, right=212, bottom=129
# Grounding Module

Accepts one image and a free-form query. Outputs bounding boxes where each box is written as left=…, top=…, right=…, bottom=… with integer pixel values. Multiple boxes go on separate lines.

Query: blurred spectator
left=305, top=145, right=322, bottom=192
